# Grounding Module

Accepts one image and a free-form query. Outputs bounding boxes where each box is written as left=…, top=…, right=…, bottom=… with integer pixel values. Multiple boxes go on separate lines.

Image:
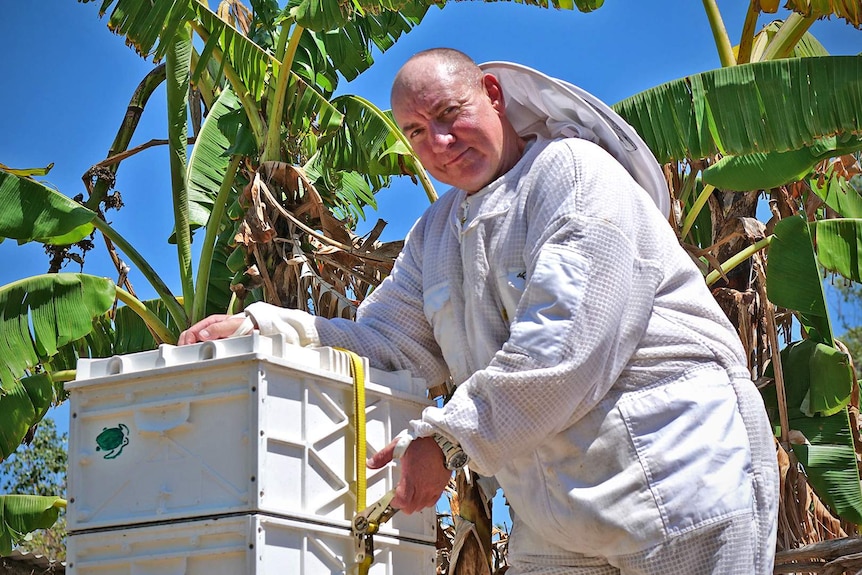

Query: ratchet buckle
left=352, top=488, right=399, bottom=563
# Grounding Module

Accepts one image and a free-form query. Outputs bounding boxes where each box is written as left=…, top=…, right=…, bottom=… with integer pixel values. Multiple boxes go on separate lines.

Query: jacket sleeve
left=316, top=219, right=451, bottom=388
left=411, top=140, right=667, bottom=476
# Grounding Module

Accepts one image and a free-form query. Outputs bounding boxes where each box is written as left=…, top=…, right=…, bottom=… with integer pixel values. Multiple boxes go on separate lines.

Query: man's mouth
left=444, top=148, right=470, bottom=168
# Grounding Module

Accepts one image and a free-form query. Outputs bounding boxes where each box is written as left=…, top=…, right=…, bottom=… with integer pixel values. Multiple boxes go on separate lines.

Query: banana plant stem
left=263, top=25, right=304, bottom=162
left=84, top=64, right=167, bottom=212
left=702, top=0, right=736, bottom=67
left=192, top=154, right=243, bottom=324
left=115, top=286, right=177, bottom=344
left=681, top=184, right=714, bottom=241
left=736, top=1, right=760, bottom=64
left=49, top=370, right=76, bottom=383
left=91, top=217, right=188, bottom=329
left=705, top=235, right=774, bottom=286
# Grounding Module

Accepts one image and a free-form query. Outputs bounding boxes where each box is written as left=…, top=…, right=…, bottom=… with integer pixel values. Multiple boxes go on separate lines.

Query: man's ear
left=483, top=74, right=506, bottom=112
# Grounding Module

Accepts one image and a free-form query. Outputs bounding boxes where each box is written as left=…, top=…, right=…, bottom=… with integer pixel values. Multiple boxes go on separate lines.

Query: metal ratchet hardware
left=352, top=489, right=399, bottom=563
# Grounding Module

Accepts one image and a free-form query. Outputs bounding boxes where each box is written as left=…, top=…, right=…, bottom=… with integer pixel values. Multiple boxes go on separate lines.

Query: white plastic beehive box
left=66, top=333, right=436, bottom=542
left=66, top=513, right=436, bottom=575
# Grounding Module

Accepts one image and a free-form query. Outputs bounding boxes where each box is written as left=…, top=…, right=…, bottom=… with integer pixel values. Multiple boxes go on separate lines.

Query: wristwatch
left=433, top=433, right=469, bottom=471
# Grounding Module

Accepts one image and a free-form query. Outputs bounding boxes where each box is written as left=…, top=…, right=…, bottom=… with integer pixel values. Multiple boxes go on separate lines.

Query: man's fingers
left=366, top=438, right=397, bottom=470
left=177, top=315, right=244, bottom=345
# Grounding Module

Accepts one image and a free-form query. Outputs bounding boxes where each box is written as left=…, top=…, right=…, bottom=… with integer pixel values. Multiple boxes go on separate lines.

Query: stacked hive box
left=65, top=333, right=437, bottom=574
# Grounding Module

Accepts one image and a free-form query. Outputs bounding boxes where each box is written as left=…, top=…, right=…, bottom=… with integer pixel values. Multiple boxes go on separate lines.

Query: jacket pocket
left=423, top=282, right=466, bottom=379
left=617, top=366, right=755, bottom=537
left=495, top=268, right=527, bottom=324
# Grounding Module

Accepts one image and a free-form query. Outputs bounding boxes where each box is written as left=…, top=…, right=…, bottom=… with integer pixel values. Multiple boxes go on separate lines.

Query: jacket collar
left=480, top=61, right=670, bottom=218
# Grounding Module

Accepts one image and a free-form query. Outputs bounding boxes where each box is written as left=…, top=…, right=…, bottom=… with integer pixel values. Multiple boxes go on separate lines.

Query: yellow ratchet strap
left=338, top=348, right=373, bottom=575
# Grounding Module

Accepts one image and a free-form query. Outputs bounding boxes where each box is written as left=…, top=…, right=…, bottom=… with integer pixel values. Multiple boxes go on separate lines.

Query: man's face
left=392, top=61, right=508, bottom=194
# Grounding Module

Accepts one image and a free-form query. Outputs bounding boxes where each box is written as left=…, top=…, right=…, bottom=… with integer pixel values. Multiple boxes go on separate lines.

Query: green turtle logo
left=96, top=423, right=129, bottom=459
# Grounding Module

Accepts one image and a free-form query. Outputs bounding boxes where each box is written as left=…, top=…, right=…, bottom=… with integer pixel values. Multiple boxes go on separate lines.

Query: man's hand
left=178, top=314, right=248, bottom=345
left=367, top=436, right=451, bottom=514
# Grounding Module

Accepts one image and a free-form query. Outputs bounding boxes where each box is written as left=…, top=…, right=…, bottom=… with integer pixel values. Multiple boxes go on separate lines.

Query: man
left=180, top=48, right=778, bottom=574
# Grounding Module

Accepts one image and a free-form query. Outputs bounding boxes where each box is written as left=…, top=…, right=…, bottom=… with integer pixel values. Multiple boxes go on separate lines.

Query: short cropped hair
left=391, top=47, right=484, bottom=101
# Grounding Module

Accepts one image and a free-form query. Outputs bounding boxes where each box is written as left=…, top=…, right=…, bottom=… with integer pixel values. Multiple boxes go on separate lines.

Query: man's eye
left=409, top=128, right=424, bottom=140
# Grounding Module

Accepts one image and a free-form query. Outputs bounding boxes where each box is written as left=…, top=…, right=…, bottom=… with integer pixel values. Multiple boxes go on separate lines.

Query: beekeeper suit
left=185, top=59, right=778, bottom=574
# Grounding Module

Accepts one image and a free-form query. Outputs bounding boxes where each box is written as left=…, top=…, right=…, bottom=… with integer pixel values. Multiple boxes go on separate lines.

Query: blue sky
left=0, top=2, right=859, bottom=509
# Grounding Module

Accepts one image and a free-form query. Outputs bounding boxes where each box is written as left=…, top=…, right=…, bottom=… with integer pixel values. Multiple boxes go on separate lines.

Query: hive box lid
left=72, top=332, right=427, bottom=398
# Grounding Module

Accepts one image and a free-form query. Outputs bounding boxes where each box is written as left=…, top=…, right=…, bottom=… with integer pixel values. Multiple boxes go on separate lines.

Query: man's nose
left=429, top=122, right=454, bottom=151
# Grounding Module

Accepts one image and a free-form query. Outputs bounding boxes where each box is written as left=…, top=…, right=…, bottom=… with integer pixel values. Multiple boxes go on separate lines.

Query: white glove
left=392, top=429, right=417, bottom=460
left=229, top=314, right=257, bottom=337
left=241, top=302, right=321, bottom=347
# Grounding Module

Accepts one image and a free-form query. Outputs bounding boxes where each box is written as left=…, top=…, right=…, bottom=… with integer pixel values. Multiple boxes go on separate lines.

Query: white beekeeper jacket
left=244, top=64, right=777, bottom=562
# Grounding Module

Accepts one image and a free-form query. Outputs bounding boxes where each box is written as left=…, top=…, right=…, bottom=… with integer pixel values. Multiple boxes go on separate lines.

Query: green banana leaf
left=0, top=281, right=177, bottom=464
left=182, top=87, right=243, bottom=237
left=166, top=24, right=195, bottom=313
left=762, top=339, right=862, bottom=523
left=766, top=215, right=833, bottom=345
left=299, top=0, right=606, bottom=80
left=813, top=172, right=862, bottom=219
left=313, top=95, right=410, bottom=194
left=0, top=171, right=96, bottom=245
left=47, top=313, right=116, bottom=382
left=280, top=60, right=344, bottom=149
left=89, top=0, right=195, bottom=65
left=0, top=495, right=64, bottom=556
left=113, top=299, right=182, bottom=355
left=793, top=340, right=854, bottom=417
left=290, top=29, right=340, bottom=98
left=290, top=0, right=413, bottom=31
left=195, top=5, right=277, bottom=101
left=295, top=3, right=430, bottom=82
left=614, top=56, right=862, bottom=164
left=762, top=212, right=862, bottom=523
left=0, top=373, right=54, bottom=461
left=0, top=274, right=116, bottom=391
left=84, top=0, right=391, bottom=198
left=702, top=136, right=862, bottom=191
left=87, top=0, right=427, bottom=98
left=814, top=218, right=862, bottom=283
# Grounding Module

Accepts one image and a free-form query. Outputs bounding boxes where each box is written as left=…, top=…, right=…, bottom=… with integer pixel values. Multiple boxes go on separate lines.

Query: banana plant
left=75, top=0, right=440, bottom=327
left=613, top=0, right=862, bottom=541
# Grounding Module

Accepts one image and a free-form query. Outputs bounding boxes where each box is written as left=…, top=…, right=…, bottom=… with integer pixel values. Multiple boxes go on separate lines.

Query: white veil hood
left=480, top=61, right=670, bottom=218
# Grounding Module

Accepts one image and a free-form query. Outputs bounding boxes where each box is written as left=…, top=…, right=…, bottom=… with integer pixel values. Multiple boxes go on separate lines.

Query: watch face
left=448, top=451, right=469, bottom=470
